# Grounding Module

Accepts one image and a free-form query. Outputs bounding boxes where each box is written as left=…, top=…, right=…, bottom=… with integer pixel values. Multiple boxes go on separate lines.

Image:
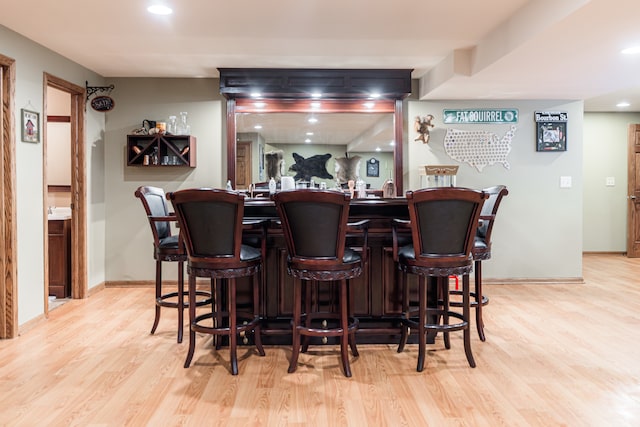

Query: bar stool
left=450, top=185, right=508, bottom=341
left=167, top=188, right=265, bottom=375
left=395, top=187, right=487, bottom=371
left=134, top=186, right=211, bottom=343
left=274, top=189, right=368, bottom=377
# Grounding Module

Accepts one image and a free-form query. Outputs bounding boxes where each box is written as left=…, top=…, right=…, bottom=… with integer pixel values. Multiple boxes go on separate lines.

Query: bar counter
left=240, top=197, right=416, bottom=345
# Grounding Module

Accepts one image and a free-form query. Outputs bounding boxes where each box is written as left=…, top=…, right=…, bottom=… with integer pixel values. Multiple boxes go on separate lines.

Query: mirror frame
left=219, top=68, right=411, bottom=191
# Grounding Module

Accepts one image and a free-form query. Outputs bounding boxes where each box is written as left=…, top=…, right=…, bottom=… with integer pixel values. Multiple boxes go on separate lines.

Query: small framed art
left=21, top=108, right=40, bottom=143
left=366, top=158, right=380, bottom=177
left=535, top=111, right=567, bottom=152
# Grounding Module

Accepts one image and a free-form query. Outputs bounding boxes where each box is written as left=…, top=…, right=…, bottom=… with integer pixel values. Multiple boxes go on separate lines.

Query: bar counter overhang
left=239, top=197, right=420, bottom=345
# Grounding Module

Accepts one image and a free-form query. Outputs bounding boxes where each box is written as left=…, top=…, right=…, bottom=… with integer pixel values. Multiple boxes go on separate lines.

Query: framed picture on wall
left=535, top=111, right=567, bottom=151
left=21, top=108, right=40, bottom=143
left=366, top=158, right=380, bottom=177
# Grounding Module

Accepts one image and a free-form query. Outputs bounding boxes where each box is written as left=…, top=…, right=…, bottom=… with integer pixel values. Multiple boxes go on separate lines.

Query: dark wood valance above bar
left=218, top=68, right=412, bottom=100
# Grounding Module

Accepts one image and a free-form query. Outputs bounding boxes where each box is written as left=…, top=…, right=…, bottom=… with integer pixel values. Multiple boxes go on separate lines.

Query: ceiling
left=3, top=0, right=640, bottom=151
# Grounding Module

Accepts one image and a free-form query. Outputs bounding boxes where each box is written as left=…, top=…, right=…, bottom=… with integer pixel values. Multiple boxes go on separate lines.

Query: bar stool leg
left=184, top=273, right=197, bottom=368
left=417, top=276, right=427, bottom=372
left=340, top=279, right=352, bottom=377
left=229, top=278, right=238, bottom=375
left=397, top=269, right=410, bottom=353
left=253, top=271, right=265, bottom=356
left=177, top=261, right=184, bottom=343
left=151, top=260, right=162, bottom=335
left=475, top=260, right=486, bottom=342
left=288, top=278, right=302, bottom=373
left=463, top=274, right=476, bottom=368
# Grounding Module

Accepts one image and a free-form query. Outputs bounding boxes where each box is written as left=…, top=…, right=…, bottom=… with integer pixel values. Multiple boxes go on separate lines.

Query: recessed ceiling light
left=311, top=93, right=322, bottom=99
left=389, top=141, right=396, bottom=146
left=250, top=92, right=262, bottom=98
left=306, top=132, right=314, bottom=136
left=375, top=147, right=381, bottom=152
left=621, top=46, right=640, bottom=55
left=254, top=125, right=262, bottom=129
left=147, top=4, right=173, bottom=15
left=308, top=118, right=318, bottom=124
left=617, top=102, right=631, bottom=108
left=305, top=138, right=311, bottom=143
left=369, top=93, right=381, bottom=99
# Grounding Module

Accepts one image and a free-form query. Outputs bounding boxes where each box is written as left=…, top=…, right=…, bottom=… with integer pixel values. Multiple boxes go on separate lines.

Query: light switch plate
left=560, top=176, right=572, bottom=188
left=606, top=176, right=615, bottom=187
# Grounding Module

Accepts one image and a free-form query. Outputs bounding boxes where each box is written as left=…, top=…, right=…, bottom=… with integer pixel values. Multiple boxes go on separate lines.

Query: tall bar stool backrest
left=168, top=188, right=245, bottom=264
left=274, top=189, right=351, bottom=267
left=476, top=185, right=509, bottom=253
left=407, top=187, right=487, bottom=268
left=135, top=186, right=173, bottom=247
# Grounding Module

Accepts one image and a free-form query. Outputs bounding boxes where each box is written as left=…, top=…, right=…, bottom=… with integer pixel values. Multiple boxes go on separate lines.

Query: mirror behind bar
left=219, top=68, right=412, bottom=191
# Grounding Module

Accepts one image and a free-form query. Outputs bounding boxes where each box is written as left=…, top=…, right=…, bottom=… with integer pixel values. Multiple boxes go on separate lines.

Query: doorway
left=236, top=141, right=252, bottom=189
left=43, top=74, right=87, bottom=314
left=627, top=124, right=640, bottom=257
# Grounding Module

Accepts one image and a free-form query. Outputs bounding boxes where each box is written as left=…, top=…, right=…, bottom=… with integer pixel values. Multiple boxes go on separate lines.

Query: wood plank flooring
left=1, top=253, right=639, bottom=426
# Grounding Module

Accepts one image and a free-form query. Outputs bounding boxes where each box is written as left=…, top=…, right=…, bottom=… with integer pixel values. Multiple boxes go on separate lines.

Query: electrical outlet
left=560, top=176, right=572, bottom=188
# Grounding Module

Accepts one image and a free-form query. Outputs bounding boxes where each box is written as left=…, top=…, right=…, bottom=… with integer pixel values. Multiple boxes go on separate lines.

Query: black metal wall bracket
left=86, top=81, right=114, bottom=101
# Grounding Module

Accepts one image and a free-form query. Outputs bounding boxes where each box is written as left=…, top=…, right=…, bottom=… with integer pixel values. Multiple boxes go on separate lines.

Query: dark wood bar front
left=240, top=198, right=414, bottom=344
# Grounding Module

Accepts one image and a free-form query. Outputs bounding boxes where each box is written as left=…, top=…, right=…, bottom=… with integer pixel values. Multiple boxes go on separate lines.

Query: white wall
left=0, top=24, right=106, bottom=325
left=583, top=112, right=640, bottom=251
left=103, top=78, right=224, bottom=282
left=408, top=100, right=584, bottom=280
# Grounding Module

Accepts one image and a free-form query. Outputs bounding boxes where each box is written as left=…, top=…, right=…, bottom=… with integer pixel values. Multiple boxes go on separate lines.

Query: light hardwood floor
left=1, top=254, right=639, bottom=426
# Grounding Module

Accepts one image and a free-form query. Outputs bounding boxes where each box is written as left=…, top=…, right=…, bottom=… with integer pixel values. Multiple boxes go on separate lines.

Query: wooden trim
left=0, top=53, right=17, bottom=339
left=48, top=185, right=71, bottom=192
left=226, top=98, right=236, bottom=187
left=16, top=313, right=47, bottom=336
left=394, top=99, right=403, bottom=193
left=87, top=282, right=105, bottom=296
left=47, top=115, right=71, bottom=123
left=43, top=74, right=87, bottom=308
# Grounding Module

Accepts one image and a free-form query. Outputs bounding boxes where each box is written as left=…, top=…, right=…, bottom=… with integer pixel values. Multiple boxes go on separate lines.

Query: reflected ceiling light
left=363, top=102, right=375, bottom=109
left=310, top=102, right=321, bottom=109
left=147, top=4, right=173, bottom=15
left=254, top=102, right=266, bottom=108
left=254, top=125, right=262, bottom=129
left=617, top=101, right=631, bottom=108
left=389, top=141, right=396, bottom=146
left=308, top=117, right=318, bottom=123
left=621, top=46, right=640, bottom=55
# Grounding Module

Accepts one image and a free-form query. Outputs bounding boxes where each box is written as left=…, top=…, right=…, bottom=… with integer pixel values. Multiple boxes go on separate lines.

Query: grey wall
left=103, top=77, right=225, bottom=282
left=0, top=25, right=106, bottom=325
left=583, top=112, right=640, bottom=251
left=408, top=100, right=584, bottom=281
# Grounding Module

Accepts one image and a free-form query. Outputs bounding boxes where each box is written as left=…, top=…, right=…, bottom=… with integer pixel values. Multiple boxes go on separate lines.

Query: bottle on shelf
left=226, top=180, right=233, bottom=191
left=151, top=147, right=159, bottom=165
left=269, top=177, right=276, bottom=195
left=167, top=115, right=177, bottom=134
left=176, top=111, right=191, bottom=135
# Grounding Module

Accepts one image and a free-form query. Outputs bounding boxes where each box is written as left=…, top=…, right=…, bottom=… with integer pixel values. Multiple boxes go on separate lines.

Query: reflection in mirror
left=235, top=102, right=396, bottom=194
